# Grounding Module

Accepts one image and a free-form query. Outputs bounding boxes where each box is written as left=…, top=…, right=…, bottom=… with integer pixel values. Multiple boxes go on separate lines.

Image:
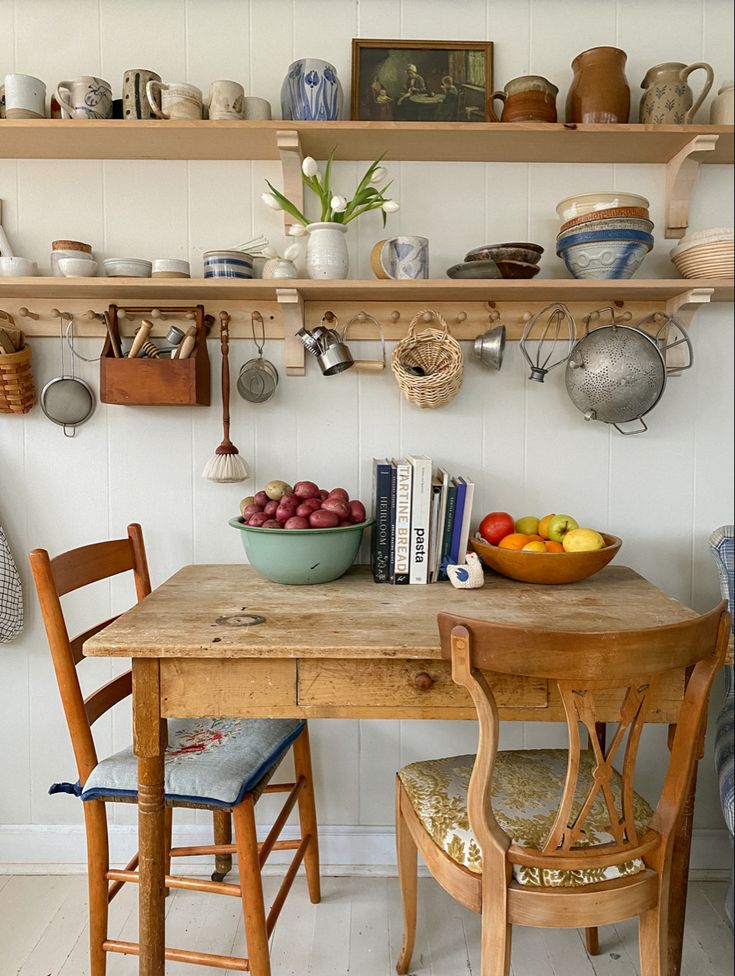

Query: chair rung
left=260, top=776, right=305, bottom=868
left=266, top=834, right=310, bottom=936
left=104, top=939, right=248, bottom=971
left=106, top=869, right=241, bottom=898
left=107, top=850, right=139, bottom=903
left=264, top=782, right=296, bottom=793
left=170, top=843, right=235, bottom=858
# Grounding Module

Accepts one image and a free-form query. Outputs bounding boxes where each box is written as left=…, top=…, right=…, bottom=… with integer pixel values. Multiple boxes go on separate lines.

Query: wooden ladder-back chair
left=29, top=524, right=320, bottom=976
left=395, top=603, right=731, bottom=976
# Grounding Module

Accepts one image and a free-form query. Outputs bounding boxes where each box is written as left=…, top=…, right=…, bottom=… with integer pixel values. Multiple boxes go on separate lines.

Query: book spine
left=409, top=458, right=432, bottom=584
left=392, top=461, right=412, bottom=584
left=449, top=481, right=467, bottom=565
left=438, top=484, right=457, bottom=581
left=371, top=461, right=392, bottom=583
left=387, top=462, right=398, bottom=582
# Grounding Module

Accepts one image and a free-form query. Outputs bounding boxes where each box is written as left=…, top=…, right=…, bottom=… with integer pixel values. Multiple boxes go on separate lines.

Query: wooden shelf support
left=276, top=130, right=304, bottom=231
left=662, top=287, right=714, bottom=372
left=665, top=134, right=719, bottom=239
left=276, top=287, right=305, bottom=376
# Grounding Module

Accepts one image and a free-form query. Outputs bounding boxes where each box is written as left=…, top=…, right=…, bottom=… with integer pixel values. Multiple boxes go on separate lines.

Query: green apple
left=547, top=514, right=579, bottom=542
left=515, top=515, right=539, bottom=535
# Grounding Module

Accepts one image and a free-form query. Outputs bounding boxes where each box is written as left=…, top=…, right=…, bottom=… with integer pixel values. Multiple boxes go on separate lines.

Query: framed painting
left=351, top=39, right=493, bottom=123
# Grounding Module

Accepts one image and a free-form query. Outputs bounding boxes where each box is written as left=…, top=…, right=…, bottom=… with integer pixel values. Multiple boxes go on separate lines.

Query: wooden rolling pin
left=128, top=319, right=154, bottom=358
left=175, top=325, right=197, bottom=360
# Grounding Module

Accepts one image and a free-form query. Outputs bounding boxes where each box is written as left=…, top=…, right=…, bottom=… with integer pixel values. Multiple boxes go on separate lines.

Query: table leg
left=133, top=659, right=166, bottom=976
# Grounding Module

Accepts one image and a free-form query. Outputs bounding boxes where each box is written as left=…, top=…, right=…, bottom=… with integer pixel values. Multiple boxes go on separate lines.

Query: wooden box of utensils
left=100, top=304, right=211, bottom=406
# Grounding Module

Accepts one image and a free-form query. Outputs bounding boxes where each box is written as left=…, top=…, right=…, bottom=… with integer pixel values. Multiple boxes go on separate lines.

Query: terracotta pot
left=566, top=46, right=630, bottom=124
left=639, top=61, right=714, bottom=124
left=489, top=75, right=558, bottom=122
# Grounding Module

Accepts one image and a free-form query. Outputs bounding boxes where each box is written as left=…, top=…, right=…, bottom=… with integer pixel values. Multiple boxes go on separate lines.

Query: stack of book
left=371, top=457, right=474, bottom=584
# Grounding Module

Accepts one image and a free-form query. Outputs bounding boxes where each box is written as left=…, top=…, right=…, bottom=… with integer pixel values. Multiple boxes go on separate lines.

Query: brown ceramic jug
left=566, top=46, right=630, bottom=123
left=489, top=75, right=558, bottom=122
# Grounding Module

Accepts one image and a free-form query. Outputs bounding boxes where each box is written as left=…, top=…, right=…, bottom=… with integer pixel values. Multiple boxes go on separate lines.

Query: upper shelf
left=0, top=120, right=732, bottom=164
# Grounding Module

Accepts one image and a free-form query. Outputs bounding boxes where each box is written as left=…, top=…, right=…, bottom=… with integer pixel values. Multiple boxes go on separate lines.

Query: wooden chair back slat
left=29, top=524, right=151, bottom=786
left=70, top=618, right=120, bottom=666
left=441, top=602, right=730, bottom=879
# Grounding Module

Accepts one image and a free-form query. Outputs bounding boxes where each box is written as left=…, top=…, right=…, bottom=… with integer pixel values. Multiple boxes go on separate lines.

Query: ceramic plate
left=446, top=259, right=502, bottom=279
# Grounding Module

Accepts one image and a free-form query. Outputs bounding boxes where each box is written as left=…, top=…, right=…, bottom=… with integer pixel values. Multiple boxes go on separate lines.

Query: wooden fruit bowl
left=469, top=533, right=622, bottom=585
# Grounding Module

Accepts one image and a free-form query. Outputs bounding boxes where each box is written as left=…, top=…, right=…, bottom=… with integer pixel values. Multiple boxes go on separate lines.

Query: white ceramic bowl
left=0, top=256, right=38, bottom=277
left=103, top=258, right=152, bottom=278
left=50, top=249, right=95, bottom=277
left=555, top=191, right=650, bottom=223
left=152, top=258, right=190, bottom=277
left=57, top=257, right=98, bottom=277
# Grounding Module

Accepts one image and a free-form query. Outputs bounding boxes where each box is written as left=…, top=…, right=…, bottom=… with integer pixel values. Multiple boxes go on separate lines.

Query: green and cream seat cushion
left=398, top=749, right=654, bottom=888
left=50, top=718, right=305, bottom=809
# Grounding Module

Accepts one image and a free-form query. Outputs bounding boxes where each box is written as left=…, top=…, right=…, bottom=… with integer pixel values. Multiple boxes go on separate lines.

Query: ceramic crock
left=305, top=223, right=349, bottom=280
left=281, top=59, right=343, bottom=121
left=566, top=47, right=630, bottom=124
left=710, top=80, right=734, bottom=123
left=490, top=75, right=558, bottom=122
left=639, top=61, right=714, bottom=124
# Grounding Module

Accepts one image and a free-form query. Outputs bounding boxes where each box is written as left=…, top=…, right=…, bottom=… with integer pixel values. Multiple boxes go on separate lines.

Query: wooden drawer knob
left=414, top=671, right=435, bottom=691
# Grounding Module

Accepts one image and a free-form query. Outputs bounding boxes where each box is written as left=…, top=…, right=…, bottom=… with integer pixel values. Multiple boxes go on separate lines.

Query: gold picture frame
left=351, top=38, right=494, bottom=123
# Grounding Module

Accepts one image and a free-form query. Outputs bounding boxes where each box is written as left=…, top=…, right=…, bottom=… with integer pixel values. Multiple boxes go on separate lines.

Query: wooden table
left=85, top=564, right=707, bottom=976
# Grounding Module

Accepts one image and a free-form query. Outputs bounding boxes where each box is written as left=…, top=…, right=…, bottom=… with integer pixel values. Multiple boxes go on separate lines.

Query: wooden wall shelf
left=0, top=119, right=732, bottom=164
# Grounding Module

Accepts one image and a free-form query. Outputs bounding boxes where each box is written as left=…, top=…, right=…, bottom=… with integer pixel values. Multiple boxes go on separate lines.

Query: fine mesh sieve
left=40, top=317, right=95, bottom=436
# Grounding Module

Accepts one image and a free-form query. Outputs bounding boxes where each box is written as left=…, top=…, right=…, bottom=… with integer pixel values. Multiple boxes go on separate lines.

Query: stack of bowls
left=670, top=228, right=734, bottom=279
left=50, top=240, right=96, bottom=277
left=464, top=242, right=543, bottom=279
left=555, top=192, right=653, bottom=279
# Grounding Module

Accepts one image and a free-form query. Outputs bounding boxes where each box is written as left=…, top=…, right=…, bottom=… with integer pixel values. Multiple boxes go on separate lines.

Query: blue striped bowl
left=203, top=250, right=254, bottom=279
left=557, top=237, right=652, bottom=279
left=556, top=228, right=654, bottom=251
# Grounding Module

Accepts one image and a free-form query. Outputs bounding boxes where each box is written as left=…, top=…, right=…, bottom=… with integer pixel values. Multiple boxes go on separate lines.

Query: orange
left=538, top=514, right=556, bottom=539
left=498, top=533, right=530, bottom=550
left=522, top=541, right=546, bottom=552
left=525, top=534, right=545, bottom=543
left=544, top=540, right=564, bottom=553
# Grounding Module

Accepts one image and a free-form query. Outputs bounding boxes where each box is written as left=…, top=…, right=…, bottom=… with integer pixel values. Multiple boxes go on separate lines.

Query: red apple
left=479, top=511, right=515, bottom=546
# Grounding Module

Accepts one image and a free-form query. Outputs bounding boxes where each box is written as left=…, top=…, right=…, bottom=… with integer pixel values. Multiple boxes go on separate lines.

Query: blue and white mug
left=371, top=237, right=430, bottom=280
left=203, top=250, right=253, bottom=279
left=55, top=76, right=112, bottom=119
left=281, top=59, right=343, bottom=121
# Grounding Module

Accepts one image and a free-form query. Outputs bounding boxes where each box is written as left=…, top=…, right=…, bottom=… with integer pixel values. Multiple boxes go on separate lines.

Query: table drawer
left=298, top=659, right=547, bottom=710
left=160, top=659, right=297, bottom=717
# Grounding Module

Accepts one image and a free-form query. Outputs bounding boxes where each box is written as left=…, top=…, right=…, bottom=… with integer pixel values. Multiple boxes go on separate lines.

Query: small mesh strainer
left=236, top=311, right=278, bottom=403
left=40, top=317, right=95, bottom=437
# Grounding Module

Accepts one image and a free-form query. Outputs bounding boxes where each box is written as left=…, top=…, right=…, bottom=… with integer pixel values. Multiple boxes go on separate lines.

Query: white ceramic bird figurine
left=446, top=551, right=485, bottom=589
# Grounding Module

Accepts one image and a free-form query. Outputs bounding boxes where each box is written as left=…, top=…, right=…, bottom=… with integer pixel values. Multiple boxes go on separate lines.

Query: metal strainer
left=236, top=311, right=278, bottom=403
left=565, top=309, right=693, bottom=434
left=40, top=317, right=95, bottom=437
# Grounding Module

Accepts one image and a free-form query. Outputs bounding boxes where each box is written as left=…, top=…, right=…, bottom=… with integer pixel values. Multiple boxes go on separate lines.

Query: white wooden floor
left=0, top=875, right=731, bottom=976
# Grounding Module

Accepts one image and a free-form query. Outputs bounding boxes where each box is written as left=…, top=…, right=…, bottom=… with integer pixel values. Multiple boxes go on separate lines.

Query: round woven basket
left=0, top=344, right=36, bottom=415
left=391, top=310, right=464, bottom=409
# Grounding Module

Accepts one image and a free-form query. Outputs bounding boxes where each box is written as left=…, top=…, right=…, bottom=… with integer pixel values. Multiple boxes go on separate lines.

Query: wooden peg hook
left=17, top=307, right=40, bottom=320
left=455, top=312, right=467, bottom=324
left=51, top=308, right=73, bottom=321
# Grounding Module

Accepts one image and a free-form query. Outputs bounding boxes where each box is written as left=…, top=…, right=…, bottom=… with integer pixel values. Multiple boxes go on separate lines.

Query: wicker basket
left=0, top=344, right=36, bottom=414
left=391, top=310, right=464, bottom=408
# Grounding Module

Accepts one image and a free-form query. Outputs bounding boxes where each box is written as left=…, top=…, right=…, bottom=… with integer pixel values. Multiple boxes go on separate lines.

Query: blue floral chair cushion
left=399, top=749, right=654, bottom=888
left=51, top=718, right=305, bottom=809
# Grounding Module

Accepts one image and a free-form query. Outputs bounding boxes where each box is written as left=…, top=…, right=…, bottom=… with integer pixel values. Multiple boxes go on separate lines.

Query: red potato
left=339, top=519, right=353, bottom=526
left=254, top=491, right=269, bottom=507
left=284, top=516, right=310, bottom=530
left=319, top=489, right=329, bottom=501
left=280, top=493, right=299, bottom=509
left=309, top=509, right=339, bottom=528
left=294, top=480, right=321, bottom=500
left=328, top=488, right=349, bottom=502
left=349, top=500, right=367, bottom=524
left=248, top=512, right=270, bottom=527
left=321, top=497, right=350, bottom=519
left=276, top=503, right=296, bottom=522
left=241, top=503, right=263, bottom=520
left=296, top=499, right=322, bottom=517
left=263, top=499, right=279, bottom=517
left=262, top=519, right=283, bottom=529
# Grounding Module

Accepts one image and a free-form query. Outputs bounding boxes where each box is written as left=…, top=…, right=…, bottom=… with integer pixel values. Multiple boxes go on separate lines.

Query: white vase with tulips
left=261, top=151, right=399, bottom=280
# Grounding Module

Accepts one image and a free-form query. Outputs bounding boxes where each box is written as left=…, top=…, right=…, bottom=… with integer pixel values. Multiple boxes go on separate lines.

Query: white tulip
left=261, top=192, right=283, bottom=211
left=302, top=156, right=320, bottom=178
left=284, top=243, right=300, bottom=261
left=288, top=223, right=307, bottom=237
left=261, top=246, right=278, bottom=259
left=330, top=195, right=348, bottom=213
left=370, top=166, right=388, bottom=183
left=382, top=199, right=400, bottom=213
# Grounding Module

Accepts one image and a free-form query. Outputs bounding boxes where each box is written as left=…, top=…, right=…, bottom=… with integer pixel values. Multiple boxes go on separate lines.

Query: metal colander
left=565, top=313, right=693, bottom=434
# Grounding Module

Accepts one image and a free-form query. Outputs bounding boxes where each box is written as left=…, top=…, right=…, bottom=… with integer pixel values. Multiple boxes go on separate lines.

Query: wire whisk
left=519, top=302, right=577, bottom=383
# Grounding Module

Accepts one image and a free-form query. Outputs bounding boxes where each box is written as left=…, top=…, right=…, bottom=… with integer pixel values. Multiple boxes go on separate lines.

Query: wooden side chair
left=395, top=604, right=730, bottom=976
left=29, top=524, right=320, bottom=976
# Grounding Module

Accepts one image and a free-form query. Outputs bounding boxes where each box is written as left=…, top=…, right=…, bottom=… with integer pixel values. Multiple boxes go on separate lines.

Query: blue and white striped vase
left=281, top=59, right=343, bottom=121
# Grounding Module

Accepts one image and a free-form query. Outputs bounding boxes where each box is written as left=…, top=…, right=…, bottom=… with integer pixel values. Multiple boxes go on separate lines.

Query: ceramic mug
left=489, top=75, right=558, bottom=122
left=710, top=81, right=734, bottom=124
left=1, top=73, right=46, bottom=119
left=208, top=80, right=244, bottom=120
left=55, top=76, right=112, bottom=119
left=146, top=80, right=203, bottom=120
left=242, top=95, right=272, bottom=120
left=370, top=237, right=429, bottom=280
left=122, top=68, right=161, bottom=119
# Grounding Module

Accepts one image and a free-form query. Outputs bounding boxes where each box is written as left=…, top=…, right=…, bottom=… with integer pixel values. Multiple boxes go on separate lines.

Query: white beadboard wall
left=0, top=0, right=733, bottom=872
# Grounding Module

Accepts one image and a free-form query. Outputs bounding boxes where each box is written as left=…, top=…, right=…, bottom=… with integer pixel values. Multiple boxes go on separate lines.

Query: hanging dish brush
left=202, top=311, right=249, bottom=484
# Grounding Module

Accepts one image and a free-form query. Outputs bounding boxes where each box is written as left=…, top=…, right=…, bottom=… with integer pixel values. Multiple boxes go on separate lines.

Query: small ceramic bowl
left=494, top=259, right=540, bottom=279
left=556, top=218, right=654, bottom=244
left=557, top=237, right=652, bottom=279
left=0, top=256, right=37, bottom=277
left=50, top=249, right=95, bottom=277
left=152, top=258, right=191, bottom=278
left=465, top=242, right=543, bottom=265
left=555, top=191, right=650, bottom=223
left=203, top=249, right=253, bottom=279
left=446, top=259, right=502, bottom=279
left=57, top=257, right=98, bottom=277
left=559, top=206, right=650, bottom=233
left=103, top=258, right=153, bottom=278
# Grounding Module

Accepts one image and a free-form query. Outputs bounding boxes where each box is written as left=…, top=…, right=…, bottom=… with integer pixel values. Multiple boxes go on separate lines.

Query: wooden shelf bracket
left=661, top=286, right=714, bottom=372
left=665, top=134, right=719, bottom=239
left=276, top=130, right=304, bottom=231
left=276, top=287, right=305, bottom=376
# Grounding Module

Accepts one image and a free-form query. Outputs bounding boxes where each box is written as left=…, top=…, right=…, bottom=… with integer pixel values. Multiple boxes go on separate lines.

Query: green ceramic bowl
left=229, top=517, right=374, bottom=585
